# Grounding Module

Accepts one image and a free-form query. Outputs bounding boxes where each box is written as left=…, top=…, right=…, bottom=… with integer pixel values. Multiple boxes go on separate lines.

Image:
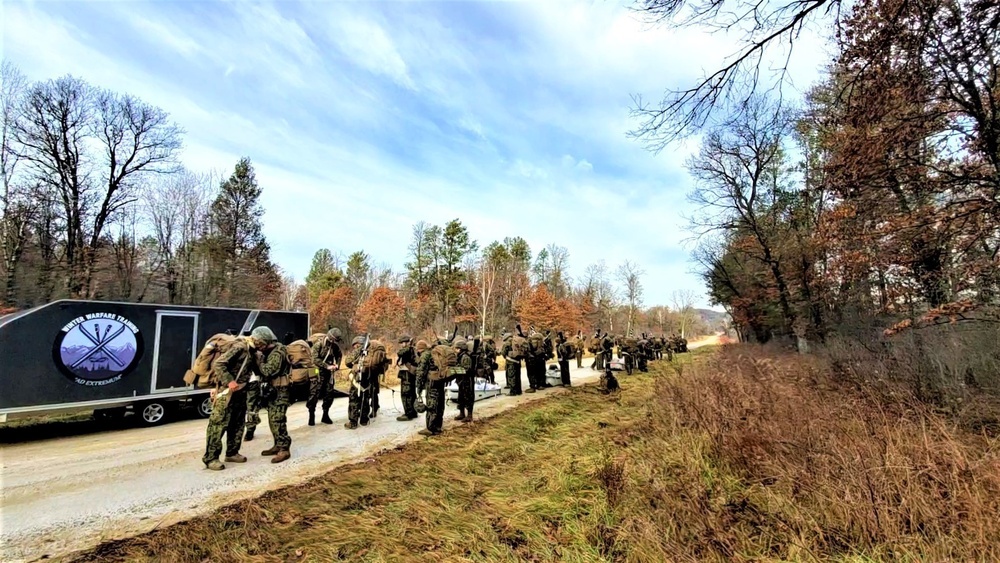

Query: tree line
left=637, top=0, right=999, bottom=346
left=0, top=61, right=714, bottom=341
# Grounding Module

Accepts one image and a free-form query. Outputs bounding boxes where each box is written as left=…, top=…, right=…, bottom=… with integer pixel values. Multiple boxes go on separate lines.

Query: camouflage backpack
left=528, top=333, right=544, bottom=356
left=430, top=344, right=458, bottom=381
left=184, top=333, right=245, bottom=388
left=362, top=339, right=388, bottom=374
left=510, top=335, right=528, bottom=360
left=285, top=339, right=316, bottom=383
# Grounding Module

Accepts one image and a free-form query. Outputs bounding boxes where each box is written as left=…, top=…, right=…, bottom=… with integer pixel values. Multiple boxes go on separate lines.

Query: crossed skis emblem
left=70, top=322, right=128, bottom=369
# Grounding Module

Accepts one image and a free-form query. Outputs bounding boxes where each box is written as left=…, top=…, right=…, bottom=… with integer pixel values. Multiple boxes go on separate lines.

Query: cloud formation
left=3, top=0, right=826, bottom=309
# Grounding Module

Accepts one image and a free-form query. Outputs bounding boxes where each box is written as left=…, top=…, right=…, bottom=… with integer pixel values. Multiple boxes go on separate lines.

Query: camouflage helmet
left=453, top=337, right=467, bottom=350
left=484, top=334, right=495, bottom=342
left=415, top=339, right=429, bottom=353
left=398, top=334, right=412, bottom=344
left=251, top=326, right=277, bottom=344
left=351, top=335, right=365, bottom=347
left=327, top=327, right=342, bottom=342
left=501, top=332, right=512, bottom=341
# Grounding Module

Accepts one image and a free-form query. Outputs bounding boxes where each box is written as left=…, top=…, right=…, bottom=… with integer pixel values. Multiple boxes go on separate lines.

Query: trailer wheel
left=138, top=401, right=169, bottom=426
left=196, top=395, right=213, bottom=419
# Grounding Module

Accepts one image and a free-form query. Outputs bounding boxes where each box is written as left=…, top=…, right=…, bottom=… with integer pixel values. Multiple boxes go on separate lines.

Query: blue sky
left=2, top=0, right=827, bottom=309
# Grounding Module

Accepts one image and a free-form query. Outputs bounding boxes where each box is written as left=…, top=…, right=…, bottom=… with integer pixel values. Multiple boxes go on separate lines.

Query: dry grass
left=70, top=345, right=1000, bottom=562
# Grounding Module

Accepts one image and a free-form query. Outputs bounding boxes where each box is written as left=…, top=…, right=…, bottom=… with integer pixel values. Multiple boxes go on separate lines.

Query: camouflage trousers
left=638, top=356, right=648, bottom=372
left=267, top=386, right=292, bottom=449
left=526, top=358, right=545, bottom=389
left=399, top=370, right=417, bottom=418
left=415, top=371, right=428, bottom=412
left=245, top=381, right=261, bottom=432
left=456, top=373, right=475, bottom=416
left=348, top=375, right=374, bottom=426
left=505, top=360, right=522, bottom=395
left=202, top=388, right=247, bottom=465
left=425, top=378, right=446, bottom=433
left=371, top=375, right=381, bottom=417
left=576, top=350, right=583, bottom=369
left=591, top=353, right=605, bottom=371
left=559, top=360, right=571, bottom=386
left=307, top=369, right=337, bottom=413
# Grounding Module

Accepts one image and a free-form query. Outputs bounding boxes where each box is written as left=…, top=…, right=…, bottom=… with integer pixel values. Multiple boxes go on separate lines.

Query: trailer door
left=151, top=311, right=200, bottom=392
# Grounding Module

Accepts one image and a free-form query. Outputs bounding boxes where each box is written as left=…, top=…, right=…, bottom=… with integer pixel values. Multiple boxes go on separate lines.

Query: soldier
left=482, top=335, right=498, bottom=385
left=242, top=360, right=262, bottom=442
left=556, top=332, right=573, bottom=387
left=417, top=339, right=444, bottom=436
left=202, top=326, right=272, bottom=471
left=573, top=331, right=585, bottom=369
left=501, top=332, right=522, bottom=396
left=343, top=336, right=374, bottom=429
left=454, top=337, right=475, bottom=423
left=524, top=331, right=543, bottom=394
left=308, top=328, right=343, bottom=426
left=599, top=331, right=619, bottom=393
left=637, top=335, right=649, bottom=373
left=258, top=334, right=292, bottom=463
left=414, top=339, right=430, bottom=413
left=395, top=335, right=419, bottom=421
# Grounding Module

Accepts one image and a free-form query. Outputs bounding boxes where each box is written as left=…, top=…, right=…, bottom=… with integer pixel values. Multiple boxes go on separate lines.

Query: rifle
left=516, top=324, right=525, bottom=338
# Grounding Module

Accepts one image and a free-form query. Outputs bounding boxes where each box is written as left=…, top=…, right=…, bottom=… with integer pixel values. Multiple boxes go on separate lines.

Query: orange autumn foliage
left=355, top=287, right=406, bottom=336
left=310, top=286, right=355, bottom=333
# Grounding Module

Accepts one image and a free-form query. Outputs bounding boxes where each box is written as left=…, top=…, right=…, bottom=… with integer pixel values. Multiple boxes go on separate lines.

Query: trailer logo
left=53, top=313, right=144, bottom=386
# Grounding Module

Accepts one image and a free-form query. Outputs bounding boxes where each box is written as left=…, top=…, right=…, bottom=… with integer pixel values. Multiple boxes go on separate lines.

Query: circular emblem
left=53, top=312, right=144, bottom=386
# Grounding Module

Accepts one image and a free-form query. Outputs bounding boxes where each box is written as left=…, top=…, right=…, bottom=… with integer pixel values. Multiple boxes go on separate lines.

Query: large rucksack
left=625, top=336, right=638, bottom=349
left=286, top=339, right=316, bottom=383
left=184, top=333, right=243, bottom=388
left=429, top=344, right=458, bottom=381
left=528, top=333, right=544, bottom=356
left=510, top=335, right=528, bottom=360
left=362, top=339, right=388, bottom=374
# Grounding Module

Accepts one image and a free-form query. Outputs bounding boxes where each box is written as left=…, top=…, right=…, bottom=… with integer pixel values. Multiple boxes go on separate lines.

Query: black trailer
left=0, top=300, right=309, bottom=426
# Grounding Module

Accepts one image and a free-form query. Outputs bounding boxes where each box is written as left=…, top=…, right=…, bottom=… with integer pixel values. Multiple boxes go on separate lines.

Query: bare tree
left=671, top=289, right=699, bottom=338
left=474, top=250, right=499, bottom=336
left=15, top=77, right=182, bottom=298
left=617, top=260, right=645, bottom=335
left=629, top=0, right=841, bottom=147
left=0, top=61, right=34, bottom=306
left=584, top=260, right=619, bottom=330
left=145, top=169, right=213, bottom=304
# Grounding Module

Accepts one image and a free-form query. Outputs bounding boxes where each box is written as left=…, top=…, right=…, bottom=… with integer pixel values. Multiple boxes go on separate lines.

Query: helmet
left=351, top=335, right=365, bottom=347
left=453, top=337, right=467, bottom=350
left=251, top=326, right=277, bottom=343
left=398, top=334, right=412, bottom=344
left=327, top=328, right=342, bottom=341
left=415, top=339, right=429, bottom=353
left=502, top=332, right=512, bottom=341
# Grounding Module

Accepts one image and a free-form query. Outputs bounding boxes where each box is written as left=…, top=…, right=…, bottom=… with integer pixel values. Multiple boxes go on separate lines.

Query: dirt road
left=0, top=364, right=604, bottom=562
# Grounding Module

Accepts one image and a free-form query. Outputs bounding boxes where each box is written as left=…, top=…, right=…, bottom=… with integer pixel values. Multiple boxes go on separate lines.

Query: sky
left=2, top=0, right=829, bottom=310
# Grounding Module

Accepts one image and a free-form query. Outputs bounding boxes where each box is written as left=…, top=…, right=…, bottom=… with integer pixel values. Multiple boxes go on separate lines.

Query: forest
left=0, top=61, right=715, bottom=342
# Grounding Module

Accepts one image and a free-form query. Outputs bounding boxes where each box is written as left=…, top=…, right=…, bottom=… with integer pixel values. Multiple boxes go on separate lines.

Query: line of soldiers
left=201, top=324, right=684, bottom=470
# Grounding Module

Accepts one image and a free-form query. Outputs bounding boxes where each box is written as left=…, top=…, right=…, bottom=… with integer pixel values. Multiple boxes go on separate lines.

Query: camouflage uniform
left=243, top=376, right=261, bottom=441
left=257, top=342, right=292, bottom=460
left=599, top=335, right=619, bottom=392
left=417, top=346, right=444, bottom=435
left=501, top=335, right=522, bottom=396
left=396, top=337, right=419, bottom=421
left=414, top=340, right=431, bottom=413
left=455, top=339, right=475, bottom=422
left=203, top=335, right=259, bottom=468
left=308, top=333, right=343, bottom=425
left=574, top=336, right=585, bottom=368
left=481, top=337, right=498, bottom=384
left=343, top=339, right=373, bottom=429
left=557, top=338, right=573, bottom=386
left=637, top=339, right=649, bottom=372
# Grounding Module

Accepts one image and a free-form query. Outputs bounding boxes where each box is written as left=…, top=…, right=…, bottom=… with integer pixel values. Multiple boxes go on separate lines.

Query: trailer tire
left=138, top=401, right=169, bottom=426
left=196, top=395, right=213, bottom=419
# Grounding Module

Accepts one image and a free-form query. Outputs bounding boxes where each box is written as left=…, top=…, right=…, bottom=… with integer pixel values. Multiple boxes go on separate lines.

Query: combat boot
left=244, top=427, right=255, bottom=441
left=344, top=421, right=358, bottom=430
left=308, top=410, right=316, bottom=426
left=461, top=413, right=473, bottom=423
left=455, top=411, right=466, bottom=421
left=224, top=454, right=247, bottom=463
left=321, top=410, right=333, bottom=425
left=397, top=414, right=415, bottom=421
left=271, top=450, right=290, bottom=463
left=525, top=388, right=536, bottom=394
left=418, top=429, right=439, bottom=437
left=261, top=445, right=280, bottom=456
left=205, top=460, right=225, bottom=471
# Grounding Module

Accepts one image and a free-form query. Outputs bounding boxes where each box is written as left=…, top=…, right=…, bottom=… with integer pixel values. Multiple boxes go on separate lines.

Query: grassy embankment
left=73, top=345, right=1000, bottom=562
